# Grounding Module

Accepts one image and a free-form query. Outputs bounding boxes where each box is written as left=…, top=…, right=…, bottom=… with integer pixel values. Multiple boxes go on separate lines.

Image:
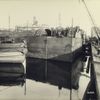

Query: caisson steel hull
left=14, top=26, right=84, bottom=89
left=27, top=36, right=83, bottom=62
left=26, top=35, right=83, bottom=89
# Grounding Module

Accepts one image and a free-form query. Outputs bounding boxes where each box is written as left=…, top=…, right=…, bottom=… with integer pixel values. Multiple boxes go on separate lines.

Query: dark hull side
left=27, top=55, right=83, bottom=90
left=0, top=63, right=25, bottom=85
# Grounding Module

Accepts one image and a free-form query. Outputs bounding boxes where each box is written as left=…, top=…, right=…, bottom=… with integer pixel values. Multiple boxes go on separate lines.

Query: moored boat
left=0, top=34, right=27, bottom=82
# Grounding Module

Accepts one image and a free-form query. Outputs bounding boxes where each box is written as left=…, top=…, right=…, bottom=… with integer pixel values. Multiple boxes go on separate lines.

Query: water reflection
left=0, top=57, right=83, bottom=89
left=26, top=57, right=83, bottom=90
left=0, top=63, right=25, bottom=86
left=0, top=56, right=91, bottom=100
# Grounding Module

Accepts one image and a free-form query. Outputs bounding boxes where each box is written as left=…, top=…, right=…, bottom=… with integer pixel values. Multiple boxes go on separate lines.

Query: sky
left=0, top=0, right=100, bottom=35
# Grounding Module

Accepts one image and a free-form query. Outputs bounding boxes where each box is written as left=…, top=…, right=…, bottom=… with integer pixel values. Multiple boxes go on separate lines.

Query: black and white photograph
left=0, top=0, right=99, bottom=100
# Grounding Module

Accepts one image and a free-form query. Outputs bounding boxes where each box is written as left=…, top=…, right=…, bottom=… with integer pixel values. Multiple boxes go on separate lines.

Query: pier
left=81, top=43, right=100, bottom=100
left=91, top=45, right=100, bottom=100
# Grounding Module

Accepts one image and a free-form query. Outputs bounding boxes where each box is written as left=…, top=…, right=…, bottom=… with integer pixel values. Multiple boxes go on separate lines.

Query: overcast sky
left=0, top=0, right=100, bottom=35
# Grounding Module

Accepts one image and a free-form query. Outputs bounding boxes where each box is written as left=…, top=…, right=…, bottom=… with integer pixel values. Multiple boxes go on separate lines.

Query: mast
left=58, top=13, right=61, bottom=26
left=71, top=18, right=73, bottom=27
left=8, top=16, right=10, bottom=31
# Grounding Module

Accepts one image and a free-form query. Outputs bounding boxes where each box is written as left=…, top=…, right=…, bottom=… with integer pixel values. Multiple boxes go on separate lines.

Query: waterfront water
left=0, top=75, right=90, bottom=100
left=0, top=57, right=90, bottom=100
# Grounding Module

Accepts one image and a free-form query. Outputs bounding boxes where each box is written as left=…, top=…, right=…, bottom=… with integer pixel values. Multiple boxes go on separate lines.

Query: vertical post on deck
left=24, top=77, right=26, bottom=95
left=70, top=34, right=73, bottom=100
left=24, top=58, right=26, bottom=95
left=8, top=16, right=10, bottom=31
left=71, top=18, right=73, bottom=28
left=70, top=66, right=72, bottom=100
left=45, top=37, right=48, bottom=81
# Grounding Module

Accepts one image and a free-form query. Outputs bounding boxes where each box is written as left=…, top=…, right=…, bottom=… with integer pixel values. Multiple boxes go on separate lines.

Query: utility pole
left=71, top=18, right=73, bottom=27
left=8, top=16, right=10, bottom=31
left=58, top=13, right=61, bottom=27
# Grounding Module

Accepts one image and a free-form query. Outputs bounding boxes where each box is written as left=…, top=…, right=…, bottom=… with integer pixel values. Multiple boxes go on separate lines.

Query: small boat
left=0, top=34, right=27, bottom=82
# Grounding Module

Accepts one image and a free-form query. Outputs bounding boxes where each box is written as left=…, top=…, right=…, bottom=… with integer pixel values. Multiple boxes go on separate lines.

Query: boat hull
left=0, top=41, right=27, bottom=84
left=0, top=62, right=25, bottom=86
left=27, top=36, right=82, bottom=62
left=27, top=56, right=83, bottom=89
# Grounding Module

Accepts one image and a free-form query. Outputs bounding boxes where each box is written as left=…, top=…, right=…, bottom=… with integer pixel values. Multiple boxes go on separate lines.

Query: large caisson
left=26, top=27, right=84, bottom=89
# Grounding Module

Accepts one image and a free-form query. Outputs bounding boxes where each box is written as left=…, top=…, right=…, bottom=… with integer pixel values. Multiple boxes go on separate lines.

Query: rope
left=82, top=0, right=100, bottom=40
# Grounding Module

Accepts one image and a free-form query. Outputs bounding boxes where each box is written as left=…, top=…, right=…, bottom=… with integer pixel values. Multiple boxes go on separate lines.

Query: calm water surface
left=0, top=57, right=90, bottom=100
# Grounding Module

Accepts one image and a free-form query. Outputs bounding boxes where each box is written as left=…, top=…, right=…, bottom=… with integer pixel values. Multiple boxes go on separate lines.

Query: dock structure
left=91, top=45, right=100, bottom=100
left=81, top=42, right=98, bottom=100
left=83, top=43, right=100, bottom=100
